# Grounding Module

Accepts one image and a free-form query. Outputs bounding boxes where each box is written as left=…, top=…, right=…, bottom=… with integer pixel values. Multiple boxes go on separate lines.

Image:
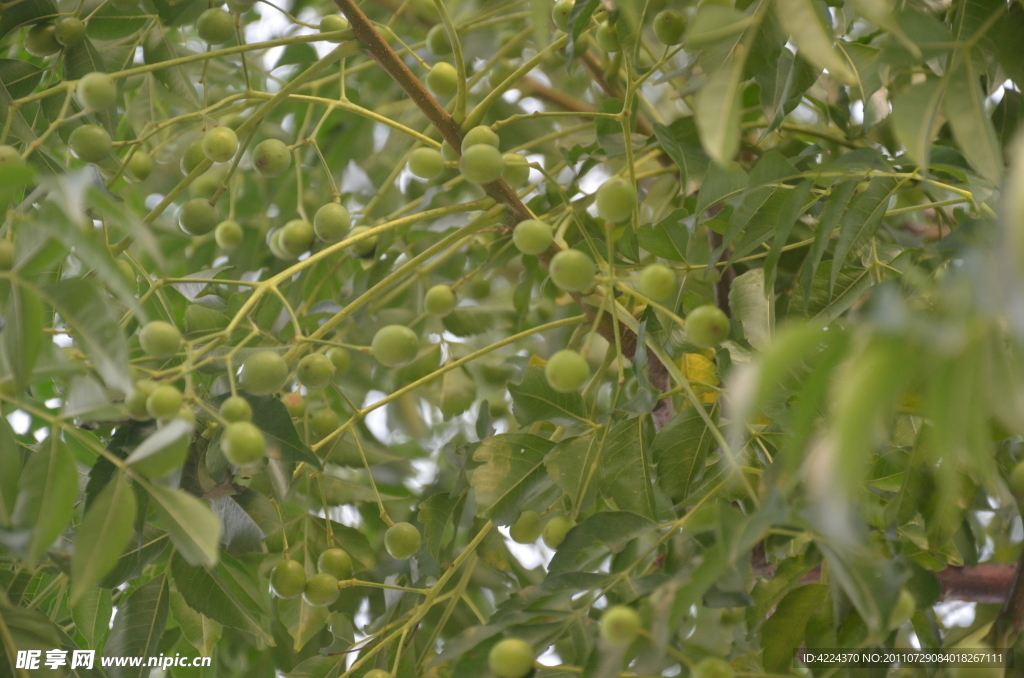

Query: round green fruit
left=116, top=258, right=135, bottom=281
left=314, top=203, right=350, bottom=242
left=196, top=8, right=235, bottom=44
left=692, top=658, right=735, bottom=678
left=426, top=62, right=458, bottom=98
left=424, top=284, right=456, bottom=317
left=271, top=559, right=306, bottom=599
left=303, top=573, right=340, bottom=607
left=0, top=146, right=22, bottom=169
left=69, top=124, right=112, bottom=164
left=214, top=220, right=243, bottom=250
left=181, top=139, right=205, bottom=175
left=502, top=153, right=530, bottom=187
left=408, top=147, right=445, bottom=179
left=513, top=219, right=552, bottom=256
left=140, top=321, right=182, bottom=360
left=551, top=0, right=573, bottom=31
left=509, top=511, right=543, bottom=544
left=372, top=325, right=419, bottom=367
left=596, top=22, right=620, bottom=51
left=317, top=548, right=353, bottom=580
left=223, top=421, right=266, bottom=465
left=653, top=9, right=686, bottom=45
left=550, top=249, right=595, bottom=292
left=146, top=385, right=183, bottom=420
left=468, top=277, right=491, bottom=300
left=228, top=0, right=257, bottom=12
left=1010, top=461, right=1024, bottom=495
left=76, top=72, right=115, bottom=110
left=488, top=638, right=534, bottom=678
left=26, top=23, right=62, bottom=57
left=545, top=349, right=589, bottom=392
left=639, top=263, right=676, bottom=301
left=426, top=24, right=452, bottom=55
left=0, top=241, right=15, bottom=271
left=542, top=515, right=574, bottom=548
left=297, top=353, right=336, bottom=390
left=55, top=17, right=86, bottom=47
left=126, top=380, right=158, bottom=420
left=188, top=166, right=226, bottom=198
left=384, top=522, right=422, bottom=560
left=461, top=125, right=499, bottom=151
left=348, top=226, right=378, bottom=257
left=178, top=198, right=218, bottom=236
left=327, top=347, right=350, bottom=376
left=220, top=395, right=252, bottom=423
left=311, top=408, right=339, bottom=437
left=202, top=126, right=238, bottom=163
left=595, top=176, right=637, bottom=223
left=240, top=351, right=288, bottom=395
left=252, top=138, right=291, bottom=178
left=460, top=144, right=504, bottom=184
left=363, top=671, right=391, bottom=678
left=319, top=14, right=348, bottom=41
left=279, top=219, right=315, bottom=257
left=127, top=151, right=153, bottom=180
left=600, top=605, right=641, bottom=645
left=686, top=304, right=730, bottom=348
left=282, top=393, right=306, bottom=417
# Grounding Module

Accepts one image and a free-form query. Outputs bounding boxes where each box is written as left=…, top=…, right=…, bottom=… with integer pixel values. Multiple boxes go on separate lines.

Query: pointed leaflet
left=71, top=471, right=137, bottom=603
left=71, top=587, right=112, bottom=651
left=802, top=179, right=857, bottom=306
left=12, top=437, right=78, bottom=565
left=600, top=416, right=658, bottom=520
left=757, top=51, right=822, bottom=138
left=944, top=58, right=1004, bottom=185
left=653, top=405, right=718, bottom=502
left=169, top=551, right=273, bottom=642
left=508, top=366, right=588, bottom=427
left=774, top=0, right=855, bottom=84
left=546, top=432, right=602, bottom=514
left=793, top=263, right=873, bottom=322
left=764, top=179, right=814, bottom=295
left=695, top=161, right=748, bottom=217
left=654, top=122, right=690, bottom=190
left=104, top=574, right=170, bottom=678
left=470, top=434, right=555, bottom=524
left=761, top=584, right=829, bottom=672
left=891, top=79, right=945, bottom=171
left=142, top=482, right=222, bottom=567
left=548, top=511, right=656, bottom=574
left=3, top=281, right=42, bottom=391
left=729, top=269, right=772, bottom=350
left=0, top=410, right=21, bottom=527
left=830, top=177, right=899, bottom=292
left=695, top=51, right=747, bottom=167
left=170, top=590, right=222, bottom=656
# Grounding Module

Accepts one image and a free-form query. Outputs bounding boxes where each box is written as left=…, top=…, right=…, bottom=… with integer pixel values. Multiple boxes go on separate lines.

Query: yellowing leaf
left=680, top=352, right=720, bottom=403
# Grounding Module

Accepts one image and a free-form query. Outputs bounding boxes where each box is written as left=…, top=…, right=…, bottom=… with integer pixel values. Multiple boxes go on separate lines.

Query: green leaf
left=891, top=79, right=945, bottom=170
left=143, top=482, right=222, bottom=567
left=774, top=0, right=855, bottom=84
left=508, top=366, right=588, bottom=427
left=801, top=179, right=857, bottom=305
left=764, top=179, right=813, bottom=294
left=545, top=432, right=602, bottom=514
left=71, top=586, right=113, bottom=651
left=470, top=433, right=556, bottom=523
left=756, top=51, right=821, bottom=138
left=104, top=574, right=170, bottom=678
left=761, top=584, right=829, bottom=672
left=170, top=590, right=222, bottom=656
left=600, top=416, right=658, bottom=520
left=830, top=177, right=899, bottom=292
left=694, top=161, right=748, bottom=216
left=12, top=437, right=78, bottom=565
left=0, top=0, right=57, bottom=40
left=944, top=58, right=1004, bottom=185
left=548, top=511, right=656, bottom=574
left=0, top=416, right=20, bottom=527
left=169, top=551, right=273, bottom=642
left=816, top=540, right=902, bottom=634
left=729, top=268, right=772, bottom=350
left=71, top=471, right=137, bottom=603
left=280, top=595, right=329, bottom=652
left=99, top=527, right=170, bottom=588
left=653, top=405, right=717, bottom=502
left=695, top=52, right=747, bottom=167
left=85, top=2, right=148, bottom=38
left=2, top=281, right=42, bottom=392
left=685, top=3, right=748, bottom=48
left=143, top=29, right=201, bottom=108
left=419, top=491, right=463, bottom=561
left=637, top=208, right=690, bottom=261
left=792, top=262, right=873, bottom=322
left=0, top=59, right=44, bottom=98
left=566, top=0, right=601, bottom=61
left=653, top=123, right=690, bottom=191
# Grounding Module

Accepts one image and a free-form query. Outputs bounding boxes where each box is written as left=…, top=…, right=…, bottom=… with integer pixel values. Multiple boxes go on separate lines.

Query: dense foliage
left=2, top=0, right=1024, bottom=675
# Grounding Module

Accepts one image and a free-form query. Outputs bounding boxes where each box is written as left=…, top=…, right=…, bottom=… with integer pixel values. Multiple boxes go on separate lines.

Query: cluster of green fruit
left=269, top=547, right=352, bottom=608
left=508, top=511, right=575, bottom=548
left=407, top=125, right=532, bottom=189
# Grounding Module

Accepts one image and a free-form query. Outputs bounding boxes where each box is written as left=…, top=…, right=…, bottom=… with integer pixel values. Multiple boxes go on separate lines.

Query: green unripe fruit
left=319, top=14, right=348, bottom=41
left=311, top=408, right=339, bottom=437
left=426, top=24, right=452, bottom=55
left=468, top=277, right=491, bottom=300
left=550, top=249, right=595, bottom=292
left=196, top=8, right=235, bottom=44
left=177, top=405, right=196, bottom=424
left=318, top=548, right=353, bottom=579
left=297, top=353, right=336, bottom=389
left=140, top=321, right=182, bottom=359
left=268, top=229, right=291, bottom=260
left=227, top=0, right=257, bottom=13
left=653, top=9, right=686, bottom=45
left=214, top=220, right=243, bottom=250
left=178, top=198, right=218, bottom=236
left=26, top=23, right=62, bottom=57
left=542, top=515, right=574, bottom=548
left=424, top=284, right=456, bottom=317
left=271, top=559, right=306, bottom=599
left=219, top=395, right=252, bottom=422
left=184, top=304, right=228, bottom=334
left=600, top=606, right=641, bottom=645
left=461, top=125, right=499, bottom=151
left=55, top=17, right=86, bottom=47
left=686, top=305, right=730, bottom=348
left=639, top=263, right=676, bottom=301
left=692, top=658, right=735, bottom=678
left=223, top=421, right=265, bottom=465
left=76, top=72, right=115, bottom=110
left=513, top=219, right=552, bottom=256
left=314, top=203, right=350, bottom=242
left=889, top=588, right=916, bottom=629
left=282, top=392, right=306, bottom=417
left=408, top=147, right=445, bottom=179
left=459, top=144, right=504, bottom=184
left=327, top=348, right=350, bottom=376
left=126, top=380, right=158, bottom=420
left=348, top=226, right=377, bottom=257
left=372, top=325, right=419, bottom=367
left=181, top=139, right=205, bottom=175
left=69, top=124, right=112, bottom=163
left=252, top=138, right=291, bottom=178
left=595, top=176, right=637, bottom=223
left=440, top=140, right=459, bottom=161
left=596, top=22, right=620, bottom=51
left=509, top=511, right=543, bottom=544
left=502, top=153, right=530, bottom=187
left=364, top=671, right=391, bottom=678
left=384, top=522, right=421, bottom=560
left=0, top=146, right=22, bottom=169
left=279, top=219, right=315, bottom=257
left=240, top=351, right=288, bottom=395
left=202, top=126, right=238, bottom=163
left=303, top=573, right=340, bottom=607
left=545, top=349, right=589, bottom=392
left=488, top=638, right=534, bottom=678
left=146, top=385, right=183, bottom=420
left=128, top=151, right=153, bottom=180
left=189, top=166, right=226, bottom=198
left=551, top=0, right=573, bottom=31
left=0, top=241, right=15, bottom=271
left=425, top=62, right=458, bottom=98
